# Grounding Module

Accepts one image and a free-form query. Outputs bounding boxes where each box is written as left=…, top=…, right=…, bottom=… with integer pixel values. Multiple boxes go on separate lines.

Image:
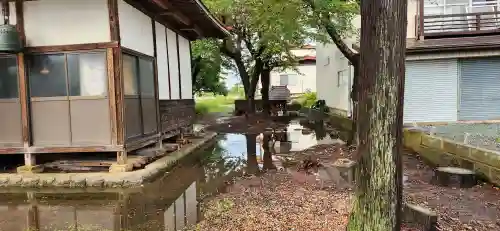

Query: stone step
left=403, top=203, right=438, bottom=231
left=432, top=166, right=477, bottom=188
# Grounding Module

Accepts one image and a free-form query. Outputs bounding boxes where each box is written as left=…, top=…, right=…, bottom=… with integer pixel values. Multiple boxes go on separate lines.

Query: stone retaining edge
left=0, top=132, right=218, bottom=189
left=405, top=129, right=500, bottom=186
left=327, top=114, right=500, bottom=186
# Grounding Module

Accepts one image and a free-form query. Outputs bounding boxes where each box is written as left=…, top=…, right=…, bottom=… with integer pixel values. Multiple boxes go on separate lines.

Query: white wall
left=167, top=29, right=180, bottom=99
left=0, top=2, right=17, bottom=25
left=24, top=0, right=110, bottom=47
left=270, top=64, right=317, bottom=94
left=407, top=0, right=419, bottom=39
left=290, top=48, right=315, bottom=57
left=313, top=0, right=445, bottom=117
left=155, top=22, right=170, bottom=100
left=315, top=14, right=359, bottom=115
left=118, top=0, right=154, bottom=56
left=185, top=182, right=198, bottom=226
left=315, top=42, right=354, bottom=115
left=178, top=35, right=193, bottom=99
left=175, top=194, right=185, bottom=228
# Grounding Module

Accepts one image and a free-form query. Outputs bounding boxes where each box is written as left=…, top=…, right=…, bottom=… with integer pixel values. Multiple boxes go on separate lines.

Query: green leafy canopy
left=191, top=0, right=359, bottom=96
left=191, top=39, right=231, bottom=96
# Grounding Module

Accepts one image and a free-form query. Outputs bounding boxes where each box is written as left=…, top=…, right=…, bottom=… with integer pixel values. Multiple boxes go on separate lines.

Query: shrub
left=195, top=103, right=211, bottom=115
left=295, top=92, right=317, bottom=108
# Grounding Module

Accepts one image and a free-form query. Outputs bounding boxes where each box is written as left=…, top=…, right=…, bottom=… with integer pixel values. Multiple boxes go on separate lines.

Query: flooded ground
left=0, top=119, right=331, bottom=231
left=1, top=117, right=500, bottom=230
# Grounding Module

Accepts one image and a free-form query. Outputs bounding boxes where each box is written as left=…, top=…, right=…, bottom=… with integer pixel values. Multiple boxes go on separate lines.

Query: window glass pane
left=29, top=54, right=67, bottom=97
left=139, top=58, right=155, bottom=97
left=67, top=52, right=107, bottom=97
left=0, top=57, right=18, bottom=99
left=123, top=54, right=139, bottom=96
left=279, top=74, right=288, bottom=85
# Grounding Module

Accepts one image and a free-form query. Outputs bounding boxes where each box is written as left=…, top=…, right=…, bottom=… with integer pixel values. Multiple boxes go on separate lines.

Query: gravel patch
left=191, top=143, right=500, bottom=231
left=423, top=123, right=500, bottom=151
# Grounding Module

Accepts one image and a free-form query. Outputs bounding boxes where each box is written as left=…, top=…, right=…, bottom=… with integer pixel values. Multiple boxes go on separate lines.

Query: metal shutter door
left=404, top=59, right=458, bottom=123
left=459, top=57, right=500, bottom=121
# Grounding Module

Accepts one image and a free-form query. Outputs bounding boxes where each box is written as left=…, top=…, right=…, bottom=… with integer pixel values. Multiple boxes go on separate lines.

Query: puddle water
left=0, top=119, right=335, bottom=231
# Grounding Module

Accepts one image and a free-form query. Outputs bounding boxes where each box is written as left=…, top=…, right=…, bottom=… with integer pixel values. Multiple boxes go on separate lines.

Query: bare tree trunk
left=261, top=67, right=271, bottom=115
left=246, top=59, right=264, bottom=115
left=245, top=134, right=260, bottom=175
left=346, top=0, right=407, bottom=230
left=348, top=64, right=360, bottom=146
left=262, top=133, right=275, bottom=170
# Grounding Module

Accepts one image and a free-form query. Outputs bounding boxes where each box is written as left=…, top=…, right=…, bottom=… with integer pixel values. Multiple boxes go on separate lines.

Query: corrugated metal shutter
left=459, top=57, right=500, bottom=121
left=404, top=59, right=458, bottom=123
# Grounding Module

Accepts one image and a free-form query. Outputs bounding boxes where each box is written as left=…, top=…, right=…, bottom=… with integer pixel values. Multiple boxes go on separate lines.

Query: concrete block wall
left=404, top=128, right=500, bottom=186
left=327, top=114, right=500, bottom=186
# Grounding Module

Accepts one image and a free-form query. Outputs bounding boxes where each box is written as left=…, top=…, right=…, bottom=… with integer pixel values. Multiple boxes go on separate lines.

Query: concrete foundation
left=0, top=133, right=217, bottom=188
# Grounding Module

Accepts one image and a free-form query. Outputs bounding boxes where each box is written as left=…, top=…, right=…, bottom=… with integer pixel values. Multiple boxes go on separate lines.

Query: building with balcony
left=316, top=0, right=500, bottom=123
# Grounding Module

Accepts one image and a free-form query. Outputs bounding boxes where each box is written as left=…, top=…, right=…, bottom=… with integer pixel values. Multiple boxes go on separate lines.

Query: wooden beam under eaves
left=150, top=0, right=168, bottom=9
left=181, top=26, right=203, bottom=37
left=158, top=11, right=191, bottom=25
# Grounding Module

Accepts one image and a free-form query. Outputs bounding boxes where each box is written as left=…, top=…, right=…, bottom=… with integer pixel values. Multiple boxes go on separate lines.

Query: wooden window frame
left=27, top=50, right=109, bottom=102
left=122, top=49, right=157, bottom=137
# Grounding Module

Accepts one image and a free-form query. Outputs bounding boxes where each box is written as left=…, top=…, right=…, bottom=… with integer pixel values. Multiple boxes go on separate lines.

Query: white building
left=269, top=45, right=317, bottom=95
left=316, top=0, right=500, bottom=123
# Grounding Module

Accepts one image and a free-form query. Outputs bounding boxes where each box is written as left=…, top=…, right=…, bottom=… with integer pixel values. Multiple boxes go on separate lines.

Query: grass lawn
left=195, top=94, right=242, bottom=114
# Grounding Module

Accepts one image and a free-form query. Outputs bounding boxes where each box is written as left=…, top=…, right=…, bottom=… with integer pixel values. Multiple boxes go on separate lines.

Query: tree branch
left=303, top=0, right=359, bottom=65
left=220, top=39, right=251, bottom=95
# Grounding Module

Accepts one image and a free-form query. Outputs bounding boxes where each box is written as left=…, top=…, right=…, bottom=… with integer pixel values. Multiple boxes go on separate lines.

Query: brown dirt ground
left=191, top=144, right=500, bottom=231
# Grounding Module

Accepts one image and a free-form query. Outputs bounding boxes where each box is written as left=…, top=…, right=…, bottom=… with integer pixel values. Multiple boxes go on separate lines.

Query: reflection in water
left=286, top=120, right=336, bottom=152
left=0, top=119, right=335, bottom=231
left=245, top=134, right=260, bottom=175
left=0, top=166, right=205, bottom=231
left=262, top=133, right=275, bottom=170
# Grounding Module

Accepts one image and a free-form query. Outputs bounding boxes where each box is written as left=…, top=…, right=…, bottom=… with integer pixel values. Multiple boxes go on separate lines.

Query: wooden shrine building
left=0, top=0, right=228, bottom=172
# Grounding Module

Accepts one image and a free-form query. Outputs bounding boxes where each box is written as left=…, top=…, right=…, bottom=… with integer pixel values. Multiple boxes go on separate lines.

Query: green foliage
left=289, top=101, right=303, bottom=111
left=194, top=0, right=359, bottom=101
left=195, top=93, right=241, bottom=115
left=195, top=102, right=211, bottom=115
left=192, top=39, right=231, bottom=96
left=294, top=92, right=318, bottom=108
left=228, top=84, right=245, bottom=96
left=311, top=99, right=330, bottom=113
left=304, top=0, right=359, bottom=39
left=203, top=0, right=324, bottom=97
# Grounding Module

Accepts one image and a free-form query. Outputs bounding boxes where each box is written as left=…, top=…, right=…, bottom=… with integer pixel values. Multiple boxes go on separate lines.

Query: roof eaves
left=192, top=0, right=231, bottom=38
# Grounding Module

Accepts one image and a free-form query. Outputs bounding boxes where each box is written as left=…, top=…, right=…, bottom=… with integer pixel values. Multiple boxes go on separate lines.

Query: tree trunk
left=246, top=59, right=264, bottom=115
left=245, top=134, right=260, bottom=175
left=261, top=68, right=271, bottom=115
left=262, top=133, right=275, bottom=170
left=191, top=56, right=202, bottom=84
left=247, top=88, right=256, bottom=115
left=348, top=63, right=360, bottom=146
left=347, top=0, right=407, bottom=230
